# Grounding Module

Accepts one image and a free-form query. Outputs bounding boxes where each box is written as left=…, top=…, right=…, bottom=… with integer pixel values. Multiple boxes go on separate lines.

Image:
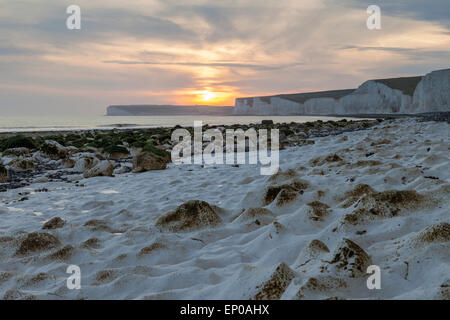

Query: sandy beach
left=0, top=118, right=448, bottom=300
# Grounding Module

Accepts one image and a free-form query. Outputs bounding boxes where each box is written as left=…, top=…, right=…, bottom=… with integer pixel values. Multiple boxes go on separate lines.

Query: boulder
left=16, top=232, right=61, bottom=255
left=83, top=160, right=114, bottom=178
left=42, top=217, right=65, bottom=230
left=61, top=158, right=76, bottom=169
left=3, top=147, right=30, bottom=156
left=0, top=164, right=9, bottom=182
left=9, top=158, right=35, bottom=171
left=41, top=140, right=68, bottom=160
left=156, top=200, right=222, bottom=232
left=253, top=263, right=296, bottom=300
left=329, top=238, right=372, bottom=278
left=132, top=151, right=170, bottom=172
left=73, top=155, right=99, bottom=172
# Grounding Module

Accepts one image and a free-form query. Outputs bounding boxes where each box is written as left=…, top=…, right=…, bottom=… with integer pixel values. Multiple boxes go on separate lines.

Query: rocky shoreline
left=1, top=115, right=447, bottom=193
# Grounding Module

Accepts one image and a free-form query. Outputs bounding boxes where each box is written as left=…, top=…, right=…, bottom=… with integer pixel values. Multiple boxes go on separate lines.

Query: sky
left=0, top=0, right=449, bottom=116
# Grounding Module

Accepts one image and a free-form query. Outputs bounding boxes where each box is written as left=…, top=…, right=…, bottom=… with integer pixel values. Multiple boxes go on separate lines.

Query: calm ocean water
left=0, top=115, right=355, bottom=133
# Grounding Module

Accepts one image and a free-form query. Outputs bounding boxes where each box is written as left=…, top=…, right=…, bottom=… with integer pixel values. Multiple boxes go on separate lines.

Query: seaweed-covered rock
left=73, top=156, right=99, bottom=172
left=1, top=135, right=36, bottom=151
left=47, top=245, right=74, bottom=260
left=156, top=200, right=222, bottom=232
left=42, top=217, right=65, bottom=230
left=253, top=263, right=296, bottom=300
left=16, top=232, right=61, bottom=255
left=296, top=276, right=347, bottom=300
left=9, top=158, right=35, bottom=171
left=83, top=160, right=114, bottom=178
left=264, top=179, right=309, bottom=206
left=41, top=140, right=68, bottom=160
left=61, top=158, right=76, bottom=169
left=133, top=149, right=170, bottom=172
left=344, top=189, right=428, bottom=225
left=307, top=201, right=332, bottom=221
left=103, top=144, right=130, bottom=160
left=3, top=147, right=30, bottom=156
left=414, top=222, right=450, bottom=244
left=309, top=153, right=343, bottom=167
left=329, top=238, right=372, bottom=278
left=0, top=164, right=8, bottom=182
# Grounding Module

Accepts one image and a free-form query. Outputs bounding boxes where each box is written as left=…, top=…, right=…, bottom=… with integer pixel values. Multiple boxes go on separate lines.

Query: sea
left=0, top=115, right=355, bottom=133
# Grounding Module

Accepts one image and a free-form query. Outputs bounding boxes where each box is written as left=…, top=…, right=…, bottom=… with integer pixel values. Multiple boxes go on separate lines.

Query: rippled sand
left=0, top=119, right=449, bottom=300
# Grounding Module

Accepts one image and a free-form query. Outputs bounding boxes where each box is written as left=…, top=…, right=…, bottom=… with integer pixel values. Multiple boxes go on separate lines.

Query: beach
left=0, top=117, right=449, bottom=300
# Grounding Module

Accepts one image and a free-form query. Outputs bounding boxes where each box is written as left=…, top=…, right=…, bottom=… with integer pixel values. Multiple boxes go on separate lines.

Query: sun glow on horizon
left=199, top=90, right=218, bottom=102
left=176, top=88, right=237, bottom=106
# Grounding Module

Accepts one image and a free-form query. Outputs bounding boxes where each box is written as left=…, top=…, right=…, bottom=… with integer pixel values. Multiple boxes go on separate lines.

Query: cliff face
left=234, top=97, right=301, bottom=115
left=233, top=69, right=450, bottom=115
left=412, top=69, right=450, bottom=113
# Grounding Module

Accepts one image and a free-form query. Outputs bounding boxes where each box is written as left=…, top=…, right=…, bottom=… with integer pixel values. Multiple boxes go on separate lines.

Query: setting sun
left=177, top=88, right=236, bottom=106
left=199, top=90, right=218, bottom=102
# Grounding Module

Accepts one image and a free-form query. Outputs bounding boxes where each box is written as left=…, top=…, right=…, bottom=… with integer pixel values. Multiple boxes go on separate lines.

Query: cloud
left=346, top=0, right=450, bottom=27
left=102, top=60, right=303, bottom=71
left=0, top=0, right=449, bottom=115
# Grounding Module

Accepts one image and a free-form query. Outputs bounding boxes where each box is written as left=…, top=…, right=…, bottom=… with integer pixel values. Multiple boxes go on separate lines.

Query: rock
left=41, top=140, right=68, bottom=160
left=296, top=240, right=330, bottom=267
left=109, top=152, right=129, bottom=160
left=437, top=282, right=450, bottom=300
left=414, top=222, right=450, bottom=244
left=61, top=158, right=76, bottom=169
left=103, top=145, right=130, bottom=160
left=296, top=276, right=347, bottom=300
left=81, top=238, right=101, bottom=249
left=73, top=156, right=99, bottom=172
left=346, top=189, right=427, bottom=224
left=0, top=164, right=9, bottom=182
left=138, top=242, right=167, bottom=256
left=340, top=184, right=376, bottom=208
left=253, top=263, right=296, bottom=300
left=47, top=245, right=74, bottom=260
left=309, top=153, right=343, bottom=167
left=132, top=151, right=170, bottom=172
left=3, top=289, right=36, bottom=300
left=3, top=147, right=30, bottom=156
left=83, top=160, right=114, bottom=178
left=83, top=219, right=118, bottom=233
left=233, top=207, right=275, bottom=228
left=9, top=158, right=35, bottom=171
left=306, top=201, right=332, bottom=221
left=156, top=200, right=222, bottom=232
left=3, top=135, right=36, bottom=150
left=261, top=120, right=274, bottom=125
left=304, top=239, right=330, bottom=256
left=329, top=238, right=372, bottom=278
left=264, top=179, right=309, bottom=206
left=114, top=165, right=132, bottom=174
left=16, top=232, right=61, bottom=255
left=42, top=217, right=65, bottom=230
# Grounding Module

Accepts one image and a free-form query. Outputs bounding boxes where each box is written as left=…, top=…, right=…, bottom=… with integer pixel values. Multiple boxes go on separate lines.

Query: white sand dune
left=0, top=119, right=449, bottom=300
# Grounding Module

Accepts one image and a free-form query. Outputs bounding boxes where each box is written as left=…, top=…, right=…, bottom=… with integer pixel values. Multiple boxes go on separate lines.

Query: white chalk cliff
left=234, top=68, right=450, bottom=115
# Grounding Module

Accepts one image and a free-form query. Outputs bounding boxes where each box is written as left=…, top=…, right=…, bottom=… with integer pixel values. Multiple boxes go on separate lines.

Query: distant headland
left=107, top=105, right=234, bottom=116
